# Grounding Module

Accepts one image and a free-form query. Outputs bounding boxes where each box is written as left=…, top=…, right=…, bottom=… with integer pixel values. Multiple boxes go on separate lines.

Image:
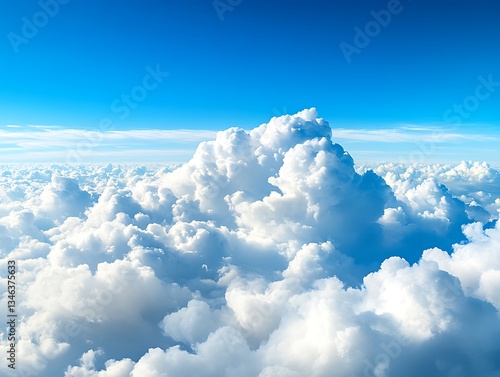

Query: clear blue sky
left=1, top=0, right=499, bottom=162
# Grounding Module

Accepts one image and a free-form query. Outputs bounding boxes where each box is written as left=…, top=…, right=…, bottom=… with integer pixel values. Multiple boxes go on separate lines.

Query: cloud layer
left=0, top=127, right=218, bottom=163
left=1, top=109, right=500, bottom=376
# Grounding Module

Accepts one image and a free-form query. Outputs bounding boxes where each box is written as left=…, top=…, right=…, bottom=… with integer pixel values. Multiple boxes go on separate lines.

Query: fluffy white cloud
left=1, top=110, right=500, bottom=377
left=367, top=160, right=500, bottom=224
left=424, top=220, right=500, bottom=310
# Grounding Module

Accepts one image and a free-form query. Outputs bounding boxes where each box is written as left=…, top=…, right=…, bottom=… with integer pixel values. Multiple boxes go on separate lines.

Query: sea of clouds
left=1, top=108, right=500, bottom=376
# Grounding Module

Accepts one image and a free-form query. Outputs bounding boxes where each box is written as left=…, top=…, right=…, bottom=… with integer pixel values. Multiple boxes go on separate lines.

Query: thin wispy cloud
left=332, top=127, right=499, bottom=143
left=1, top=125, right=498, bottom=163
left=0, top=126, right=217, bottom=144
left=0, top=127, right=219, bottom=162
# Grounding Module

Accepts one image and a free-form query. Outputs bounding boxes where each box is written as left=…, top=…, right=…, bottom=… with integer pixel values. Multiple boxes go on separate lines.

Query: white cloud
left=0, top=127, right=217, bottom=146
left=0, top=127, right=218, bottom=163
left=1, top=109, right=500, bottom=376
left=332, top=127, right=498, bottom=143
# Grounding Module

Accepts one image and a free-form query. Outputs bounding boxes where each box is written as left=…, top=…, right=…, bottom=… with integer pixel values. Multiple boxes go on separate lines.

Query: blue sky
left=1, top=0, right=499, bottom=163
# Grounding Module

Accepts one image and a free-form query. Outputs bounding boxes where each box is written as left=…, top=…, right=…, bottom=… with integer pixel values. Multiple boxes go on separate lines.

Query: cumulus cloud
left=1, top=109, right=500, bottom=376
left=367, top=161, right=500, bottom=223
